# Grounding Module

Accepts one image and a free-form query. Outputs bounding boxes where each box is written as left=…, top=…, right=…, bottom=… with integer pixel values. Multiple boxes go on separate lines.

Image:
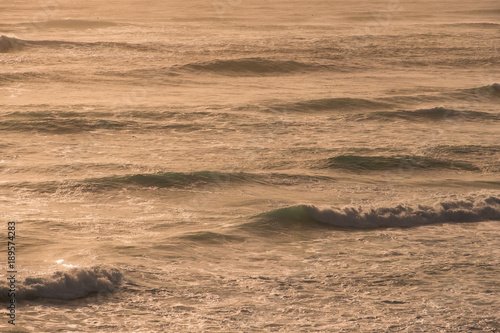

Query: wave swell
left=454, top=84, right=500, bottom=101
left=9, top=171, right=252, bottom=193
left=353, top=107, right=499, bottom=122
left=176, top=57, right=322, bottom=75
left=0, top=35, right=25, bottom=53
left=0, top=267, right=122, bottom=300
left=253, top=196, right=500, bottom=229
left=321, top=155, right=478, bottom=171
left=269, top=98, right=393, bottom=112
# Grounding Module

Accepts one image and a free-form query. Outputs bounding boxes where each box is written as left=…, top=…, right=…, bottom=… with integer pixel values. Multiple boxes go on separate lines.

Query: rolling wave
left=250, top=195, right=500, bottom=229
left=0, top=35, right=25, bottom=53
left=174, top=57, right=323, bottom=75
left=0, top=117, right=140, bottom=133
left=321, top=155, right=479, bottom=172
left=453, top=84, right=500, bottom=101
left=0, top=19, right=119, bottom=32
left=430, top=144, right=500, bottom=155
left=0, top=36, right=161, bottom=54
left=376, top=84, right=500, bottom=106
left=32, top=19, right=119, bottom=30
left=5, top=172, right=337, bottom=193
left=0, top=267, right=122, bottom=300
left=442, top=22, right=500, bottom=29
left=0, top=111, right=208, bottom=133
left=174, top=231, right=246, bottom=244
left=9, top=171, right=254, bottom=193
left=269, top=98, right=393, bottom=112
left=352, top=107, right=500, bottom=122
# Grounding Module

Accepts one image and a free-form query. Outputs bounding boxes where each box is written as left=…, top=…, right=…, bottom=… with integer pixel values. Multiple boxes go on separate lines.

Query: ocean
left=1, top=0, right=499, bottom=331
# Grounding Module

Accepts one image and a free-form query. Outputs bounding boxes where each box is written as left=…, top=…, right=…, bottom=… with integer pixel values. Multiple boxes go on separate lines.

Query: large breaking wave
left=250, top=196, right=500, bottom=229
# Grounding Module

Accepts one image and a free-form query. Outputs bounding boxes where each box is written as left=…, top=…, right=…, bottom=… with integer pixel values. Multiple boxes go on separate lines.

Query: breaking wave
left=0, top=267, right=122, bottom=300
left=251, top=196, right=500, bottom=229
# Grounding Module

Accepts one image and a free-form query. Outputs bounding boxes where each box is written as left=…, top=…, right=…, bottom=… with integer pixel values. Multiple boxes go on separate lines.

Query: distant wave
left=0, top=267, right=122, bottom=300
left=249, top=196, right=500, bottom=229
left=442, top=22, right=500, bottom=29
left=7, top=172, right=336, bottom=193
left=377, top=84, right=500, bottom=106
left=0, top=71, right=51, bottom=85
left=0, top=19, right=118, bottom=32
left=0, top=113, right=204, bottom=133
left=0, top=37, right=160, bottom=54
left=0, top=117, right=139, bottom=133
left=431, top=144, right=500, bottom=155
left=320, top=155, right=479, bottom=171
left=453, top=84, right=500, bottom=101
left=34, top=19, right=118, bottom=30
left=174, top=231, right=246, bottom=244
left=268, top=98, right=393, bottom=112
left=0, top=35, right=25, bottom=53
left=175, top=57, right=323, bottom=75
left=10, top=171, right=254, bottom=193
left=83, top=171, right=250, bottom=190
left=352, top=107, right=500, bottom=122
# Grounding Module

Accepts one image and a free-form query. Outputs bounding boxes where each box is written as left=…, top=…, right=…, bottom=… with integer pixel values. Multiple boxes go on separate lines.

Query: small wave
left=250, top=196, right=500, bottom=229
left=0, top=267, right=122, bottom=300
left=269, top=98, right=393, bottom=112
left=4, top=172, right=339, bottom=193
left=0, top=111, right=205, bottom=133
left=1, top=37, right=161, bottom=54
left=0, top=117, right=139, bottom=134
left=175, top=57, right=322, bottom=75
left=27, top=19, right=118, bottom=30
left=87, top=171, right=248, bottom=190
left=353, top=107, right=499, bottom=122
left=321, top=155, right=479, bottom=172
left=174, top=231, right=246, bottom=244
left=430, top=144, right=500, bottom=155
left=10, top=171, right=252, bottom=193
left=0, top=35, right=25, bottom=53
left=453, top=84, right=500, bottom=101
left=443, top=22, right=500, bottom=29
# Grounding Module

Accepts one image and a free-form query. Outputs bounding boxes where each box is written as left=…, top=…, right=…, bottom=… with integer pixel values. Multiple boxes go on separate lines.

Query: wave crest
left=253, top=196, right=500, bottom=229
left=0, top=267, right=122, bottom=300
left=0, top=35, right=25, bottom=53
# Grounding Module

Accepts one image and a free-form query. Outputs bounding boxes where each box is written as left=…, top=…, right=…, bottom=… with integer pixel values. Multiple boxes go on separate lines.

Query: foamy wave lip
left=0, top=267, right=122, bottom=300
left=256, top=195, right=500, bottom=229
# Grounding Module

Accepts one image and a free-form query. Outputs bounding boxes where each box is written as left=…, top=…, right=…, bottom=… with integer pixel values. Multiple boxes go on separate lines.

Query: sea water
left=1, top=0, right=499, bottom=331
